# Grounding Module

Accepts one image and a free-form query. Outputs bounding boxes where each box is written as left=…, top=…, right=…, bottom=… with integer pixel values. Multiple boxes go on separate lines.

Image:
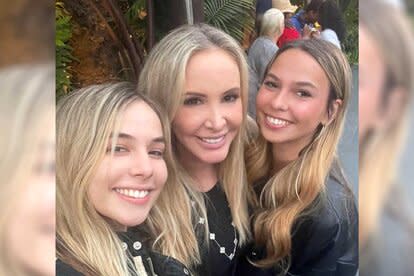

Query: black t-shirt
left=195, top=183, right=241, bottom=276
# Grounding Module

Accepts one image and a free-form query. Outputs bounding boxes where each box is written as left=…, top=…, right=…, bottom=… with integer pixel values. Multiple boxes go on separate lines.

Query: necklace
left=194, top=200, right=239, bottom=260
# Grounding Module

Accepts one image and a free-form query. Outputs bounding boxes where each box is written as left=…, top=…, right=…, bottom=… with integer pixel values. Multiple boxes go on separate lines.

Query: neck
left=271, top=138, right=311, bottom=173
left=178, top=153, right=218, bottom=192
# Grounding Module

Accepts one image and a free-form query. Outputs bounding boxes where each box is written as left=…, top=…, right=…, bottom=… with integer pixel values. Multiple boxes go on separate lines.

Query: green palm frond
left=204, top=0, right=254, bottom=43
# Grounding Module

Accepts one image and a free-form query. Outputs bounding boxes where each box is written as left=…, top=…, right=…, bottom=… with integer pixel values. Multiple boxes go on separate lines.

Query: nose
left=270, top=90, right=289, bottom=111
left=204, top=105, right=226, bottom=130
left=129, top=151, right=153, bottom=179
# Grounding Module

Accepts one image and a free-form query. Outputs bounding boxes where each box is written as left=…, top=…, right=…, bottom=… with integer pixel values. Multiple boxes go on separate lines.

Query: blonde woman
left=137, top=23, right=250, bottom=275
left=0, top=64, right=54, bottom=276
left=56, top=83, right=190, bottom=275
left=239, top=39, right=358, bottom=275
left=359, top=0, right=414, bottom=274
left=248, top=8, right=285, bottom=117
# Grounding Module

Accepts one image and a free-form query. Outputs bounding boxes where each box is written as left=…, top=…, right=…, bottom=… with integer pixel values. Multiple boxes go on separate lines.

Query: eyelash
left=296, top=90, right=312, bottom=97
left=149, top=149, right=165, bottom=158
left=183, top=97, right=203, bottom=105
left=263, top=80, right=312, bottom=98
left=223, top=94, right=239, bottom=102
left=263, top=80, right=280, bottom=89
left=183, top=94, right=240, bottom=105
left=106, top=145, right=128, bottom=153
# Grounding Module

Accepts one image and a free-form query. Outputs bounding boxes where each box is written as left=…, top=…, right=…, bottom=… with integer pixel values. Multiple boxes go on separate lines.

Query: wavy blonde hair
left=56, top=82, right=182, bottom=275
left=0, top=64, right=54, bottom=276
left=137, top=23, right=251, bottom=267
left=246, top=39, right=352, bottom=270
left=359, top=0, right=414, bottom=244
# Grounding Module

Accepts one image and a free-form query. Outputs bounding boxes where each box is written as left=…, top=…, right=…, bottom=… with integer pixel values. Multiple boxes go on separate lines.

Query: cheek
left=256, top=89, right=270, bottom=112
left=154, top=161, right=168, bottom=188
left=295, top=101, right=327, bottom=124
left=228, top=101, right=243, bottom=127
left=173, top=110, right=202, bottom=138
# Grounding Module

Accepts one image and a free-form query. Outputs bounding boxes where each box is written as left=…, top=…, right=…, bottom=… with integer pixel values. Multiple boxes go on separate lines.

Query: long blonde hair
left=56, top=82, right=179, bottom=275
left=137, top=23, right=251, bottom=266
left=246, top=39, right=352, bottom=269
left=0, top=64, right=54, bottom=276
left=359, top=0, right=414, bottom=244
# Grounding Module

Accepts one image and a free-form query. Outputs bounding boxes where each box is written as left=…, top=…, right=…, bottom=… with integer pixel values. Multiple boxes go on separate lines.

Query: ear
left=322, top=99, right=342, bottom=126
left=376, top=86, right=407, bottom=130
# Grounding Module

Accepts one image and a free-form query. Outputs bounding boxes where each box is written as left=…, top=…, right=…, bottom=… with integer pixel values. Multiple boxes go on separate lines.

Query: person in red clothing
left=272, top=0, right=301, bottom=47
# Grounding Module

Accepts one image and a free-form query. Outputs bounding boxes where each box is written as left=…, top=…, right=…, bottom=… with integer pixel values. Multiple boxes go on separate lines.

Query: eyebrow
left=109, top=132, right=165, bottom=144
left=185, top=87, right=240, bottom=97
left=266, top=73, right=317, bottom=89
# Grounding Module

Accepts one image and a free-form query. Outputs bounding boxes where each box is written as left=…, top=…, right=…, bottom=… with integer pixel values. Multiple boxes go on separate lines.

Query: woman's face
left=172, top=49, right=243, bottom=167
left=256, top=48, right=334, bottom=152
left=89, top=101, right=167, bottom=231
left=359, top=25, right=387, bottom=144
left=7, top=115, right=55, bottom=276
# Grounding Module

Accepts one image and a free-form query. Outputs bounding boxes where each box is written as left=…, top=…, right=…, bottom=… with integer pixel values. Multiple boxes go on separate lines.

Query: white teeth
left=266, top=116, right=289, bottom=126
left=115, top=188, right=149, bottom=199
left=201, top=136, right=224, bottom=144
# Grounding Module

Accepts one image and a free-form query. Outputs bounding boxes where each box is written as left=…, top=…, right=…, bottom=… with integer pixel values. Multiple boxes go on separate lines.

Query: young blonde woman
left=239, top=39, right=358, bottom=275
left=136, top=23, right=250, bottom=275
left=0, top=64, right=54, bottom=276
left=56, top=82, right=191, bottom=275
left=359, top=0, right=414, bottom=274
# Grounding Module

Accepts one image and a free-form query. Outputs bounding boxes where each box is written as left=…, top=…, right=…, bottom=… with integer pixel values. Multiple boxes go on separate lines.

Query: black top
left=194, top=183, right=241, bottom=276
left=56, top=233, right=191, bottom=276
left=237, top=172, right=358, bottom=276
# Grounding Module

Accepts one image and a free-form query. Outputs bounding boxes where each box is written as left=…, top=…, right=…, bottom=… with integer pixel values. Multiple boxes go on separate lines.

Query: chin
left=198, top=151, right=229, bottom=165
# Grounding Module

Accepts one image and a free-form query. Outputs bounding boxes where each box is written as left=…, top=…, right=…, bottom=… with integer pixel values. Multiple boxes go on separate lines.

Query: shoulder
left=56, top=259, right=84, bottom=276
left=320, top=29, right=341, bottom=48
left=289, top=175, right=358, bottom=273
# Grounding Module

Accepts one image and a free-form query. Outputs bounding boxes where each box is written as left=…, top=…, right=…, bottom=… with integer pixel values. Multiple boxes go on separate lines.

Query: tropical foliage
left=204, top=0, right=254, bottom=43
left=56, top=1, right=75, bottom=99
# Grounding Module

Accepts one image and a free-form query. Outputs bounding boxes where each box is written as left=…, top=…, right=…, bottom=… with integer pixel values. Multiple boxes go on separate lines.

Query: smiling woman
left=239, top=39, right=358, bottom=275
left=56, top=83, right=190, bottom=275
left=137, top=23, right=250, bottom=275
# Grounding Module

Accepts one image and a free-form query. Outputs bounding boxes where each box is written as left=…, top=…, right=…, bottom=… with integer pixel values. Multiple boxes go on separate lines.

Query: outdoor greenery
left=342, top=0, right=358, bottom=64
left=56, top=1, right=75, bottom=99
left=205, top=0, right=254, bottom=43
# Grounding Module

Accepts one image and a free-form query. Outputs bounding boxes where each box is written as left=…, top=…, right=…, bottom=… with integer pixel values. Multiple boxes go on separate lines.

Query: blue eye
left=183, top=97, right=203, bottom=105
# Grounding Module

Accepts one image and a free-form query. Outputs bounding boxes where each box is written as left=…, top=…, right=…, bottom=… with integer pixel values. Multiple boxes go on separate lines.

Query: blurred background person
left=271, top=0, right=301, bottom=48
left=248, top=8, right=285, bottom=117
left=255, top=0, right=273, bottom=36
left=304, top=0, right=346, bottom=49
left=0, top=64, right=55, bottom=276
left=359, top=0, right=414, bottom=275
left=317, top=0, right=346, bottom=49
left=289, top=0, right=323, bottom=35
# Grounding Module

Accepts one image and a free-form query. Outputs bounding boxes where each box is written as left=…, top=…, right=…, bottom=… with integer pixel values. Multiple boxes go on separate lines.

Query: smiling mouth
left=114, top=188, right=149, bottom=199
left=266, top=115, right=290, bottom=127
left=198, top=135, right=226, bottom=144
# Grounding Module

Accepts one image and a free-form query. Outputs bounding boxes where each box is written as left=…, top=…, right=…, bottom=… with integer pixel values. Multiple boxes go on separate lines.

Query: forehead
left=184, top=48, right=240, bottom=95
left=270, top=48, right=328, bottom=85
left=117, top=100, right=163, bottom=138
